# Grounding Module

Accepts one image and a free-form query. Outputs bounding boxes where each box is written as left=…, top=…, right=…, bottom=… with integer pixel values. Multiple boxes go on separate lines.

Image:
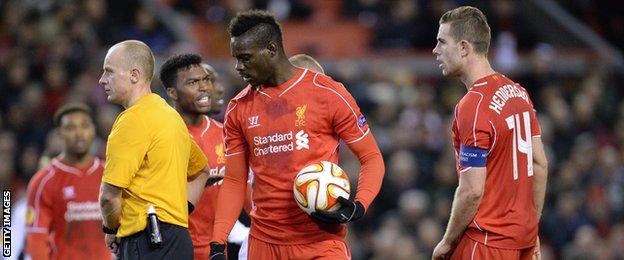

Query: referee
left=97, top=40, right=208, bottom=259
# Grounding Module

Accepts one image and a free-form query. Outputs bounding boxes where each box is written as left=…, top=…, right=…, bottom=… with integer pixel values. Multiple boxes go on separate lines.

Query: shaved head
left=289, top=54, right=324, bottom=74
left=109, top=40, right=155, bottom=82
left=100, top=40, right=155, bottom=107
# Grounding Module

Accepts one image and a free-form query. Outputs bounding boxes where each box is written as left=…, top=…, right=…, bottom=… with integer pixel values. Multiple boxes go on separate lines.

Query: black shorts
left=118, top=222, right=193, bottom=260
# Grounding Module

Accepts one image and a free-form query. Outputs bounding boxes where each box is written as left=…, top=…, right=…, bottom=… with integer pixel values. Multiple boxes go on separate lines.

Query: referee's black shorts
left=118, top=222, right=193, bottom=260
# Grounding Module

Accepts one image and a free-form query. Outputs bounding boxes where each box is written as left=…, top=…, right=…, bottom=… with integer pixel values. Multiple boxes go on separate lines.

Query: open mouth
left=74, top=140, right=88, bottom=149
left=196, top=96, right=210, bottom=106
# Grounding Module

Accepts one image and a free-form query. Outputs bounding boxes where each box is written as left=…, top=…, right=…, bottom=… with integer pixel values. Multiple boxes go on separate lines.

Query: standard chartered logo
left=253, top=130, right=310, bottom=156
left=295, top=130, right=309, bottom=150
left=64, top=201, right=102, bottom=222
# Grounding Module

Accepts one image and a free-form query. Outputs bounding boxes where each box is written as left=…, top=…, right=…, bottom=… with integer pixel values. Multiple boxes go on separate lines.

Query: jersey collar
left=472, top=72, right=501, bottom=88
left=257, top=68, right=307, bottom=98
left=188, top=115, right=211, bottom=138
left=51, top=157, right=100, bottom=176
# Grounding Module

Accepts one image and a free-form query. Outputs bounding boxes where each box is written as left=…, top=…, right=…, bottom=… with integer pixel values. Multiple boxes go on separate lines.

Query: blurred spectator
left=124, top=7, right=173, bottom=55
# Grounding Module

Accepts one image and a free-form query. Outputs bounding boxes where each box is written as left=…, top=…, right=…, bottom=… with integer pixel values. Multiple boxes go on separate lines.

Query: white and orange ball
left=293, top=161, right=351, bottom=215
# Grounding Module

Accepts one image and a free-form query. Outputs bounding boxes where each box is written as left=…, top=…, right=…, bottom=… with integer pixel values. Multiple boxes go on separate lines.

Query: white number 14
left=505, top=112, right=533, bottom=180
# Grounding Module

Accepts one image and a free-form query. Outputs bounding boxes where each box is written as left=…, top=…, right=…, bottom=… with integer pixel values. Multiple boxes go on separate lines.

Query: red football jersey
left=452, top=73, right=541, bottom=249
left=26, top=157, right=110, bottom=259
left=224, top=69, right=370, bottom=244
left=187, top=115, right=226, bottom=257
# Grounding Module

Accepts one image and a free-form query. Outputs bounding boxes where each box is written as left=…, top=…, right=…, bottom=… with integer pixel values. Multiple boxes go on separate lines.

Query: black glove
left=209, top=243, right=225, bottom=260
left=311, top=197, right=365, bottom=224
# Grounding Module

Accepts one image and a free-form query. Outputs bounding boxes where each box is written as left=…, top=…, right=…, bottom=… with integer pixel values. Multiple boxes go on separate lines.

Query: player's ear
left=459, top=40, right=470, bottom=57
left=267, top=42, right=277, bottom=57
left=130, top=68, right=141, bottom=84
left=166, top=87, right=178, bottom=101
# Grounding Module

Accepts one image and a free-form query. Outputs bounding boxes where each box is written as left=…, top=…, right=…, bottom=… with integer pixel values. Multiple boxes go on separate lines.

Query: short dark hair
left=440, top=6, right=491, bottom=55
left=53, top=102, right=93, bottom=127
left=159, top=54, right=203, bottom=89
left=228, top=9, right=283, bottom=46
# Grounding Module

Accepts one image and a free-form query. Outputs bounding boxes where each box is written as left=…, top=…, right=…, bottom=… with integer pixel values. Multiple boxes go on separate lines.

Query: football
left=293, top=161, right=351, bottom=215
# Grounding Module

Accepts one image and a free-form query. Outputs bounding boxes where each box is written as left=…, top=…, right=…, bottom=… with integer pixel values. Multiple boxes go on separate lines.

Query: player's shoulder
left=310, top=72, right=342, bottom=89
left=26, top=164, right=57, bottom=193
left=457, top=91, right=487, bottom=111
left=231, top=85, right=254, bottom=103
left=497, top=73, right=518, bottom=85
left=225, top=85, right=253, bottom=114
left=308, top=72, right=354, bottom=102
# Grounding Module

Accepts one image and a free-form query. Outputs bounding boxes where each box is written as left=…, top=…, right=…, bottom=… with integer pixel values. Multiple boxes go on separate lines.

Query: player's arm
left=211, top=99, right=249, bottom=252
left=211, top=152, right=249, bottom=244
left=27, top=233, right=51, bottom=260
left=99, top=182, right=122, bottom=229
left=349, top=135, right=384, bottom=211
left=433, top=166, right=485, bottom=260
left=532, top=136, right=548, bottom=221
left=333, top=78, right=385, bottom=211
left=243, top=180, right=253, bottom=214
left=311, top=76, right=385, bottom=224
left=187, top=165, right=224, bottom=206
left=187, top=173, right=208, bottom=206
left=312, top=134, right=385, bottom=224
left=434, top=93, right=490, bottom=259
left=443, top=166, right=486, bottom=244
left=26, top=172, right=53, bottom=260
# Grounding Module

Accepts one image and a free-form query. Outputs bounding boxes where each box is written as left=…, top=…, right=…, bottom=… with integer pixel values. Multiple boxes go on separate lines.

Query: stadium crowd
left=1, top=0, right=623, bottom=259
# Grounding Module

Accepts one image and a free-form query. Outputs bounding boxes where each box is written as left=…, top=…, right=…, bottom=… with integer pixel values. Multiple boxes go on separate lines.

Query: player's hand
left=311, top=197, right=364, bottom=224
left=432, top=240, right=453, bottom=260
left=105, top=233, right=120, bottom=255
left=209, top=243, right=226, bottom=260
left=532, top=236, right=541, bottom=260
left=205, top=173, right=224, bottom=187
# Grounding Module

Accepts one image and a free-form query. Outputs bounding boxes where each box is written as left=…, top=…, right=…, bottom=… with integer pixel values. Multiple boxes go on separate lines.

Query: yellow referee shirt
left=103, top=93, right=207, bottom=237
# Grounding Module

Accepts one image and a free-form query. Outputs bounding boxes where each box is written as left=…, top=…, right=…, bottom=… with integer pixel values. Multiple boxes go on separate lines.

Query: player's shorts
left=246, top=235, right=351, bottom=260
left=451, top=234, right=535, bottom=260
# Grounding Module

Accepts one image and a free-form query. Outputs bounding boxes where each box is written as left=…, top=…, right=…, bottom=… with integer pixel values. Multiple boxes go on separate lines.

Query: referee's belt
left=121, top=221, right=183, bottom=239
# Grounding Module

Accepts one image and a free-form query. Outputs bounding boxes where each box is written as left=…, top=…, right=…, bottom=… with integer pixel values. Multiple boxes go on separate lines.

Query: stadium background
left=1, top=0, right=623, bottom=259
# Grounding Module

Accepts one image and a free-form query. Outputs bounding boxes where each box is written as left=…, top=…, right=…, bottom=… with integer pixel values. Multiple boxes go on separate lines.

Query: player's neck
left=266, top=63, right=298, bottom=87
left=124, top=84, right=152, bottom=108
left=179, top=109, right=204, bottom=126
left=59, top=152, right=93, bottom=167
left=207, top=110, right=220, bottom=117
left=460, top=57, right=496, bottom=90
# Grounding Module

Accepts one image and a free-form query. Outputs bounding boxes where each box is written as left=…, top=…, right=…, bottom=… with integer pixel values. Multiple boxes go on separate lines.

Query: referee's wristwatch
left=102, top=225, right=118, bottom=235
